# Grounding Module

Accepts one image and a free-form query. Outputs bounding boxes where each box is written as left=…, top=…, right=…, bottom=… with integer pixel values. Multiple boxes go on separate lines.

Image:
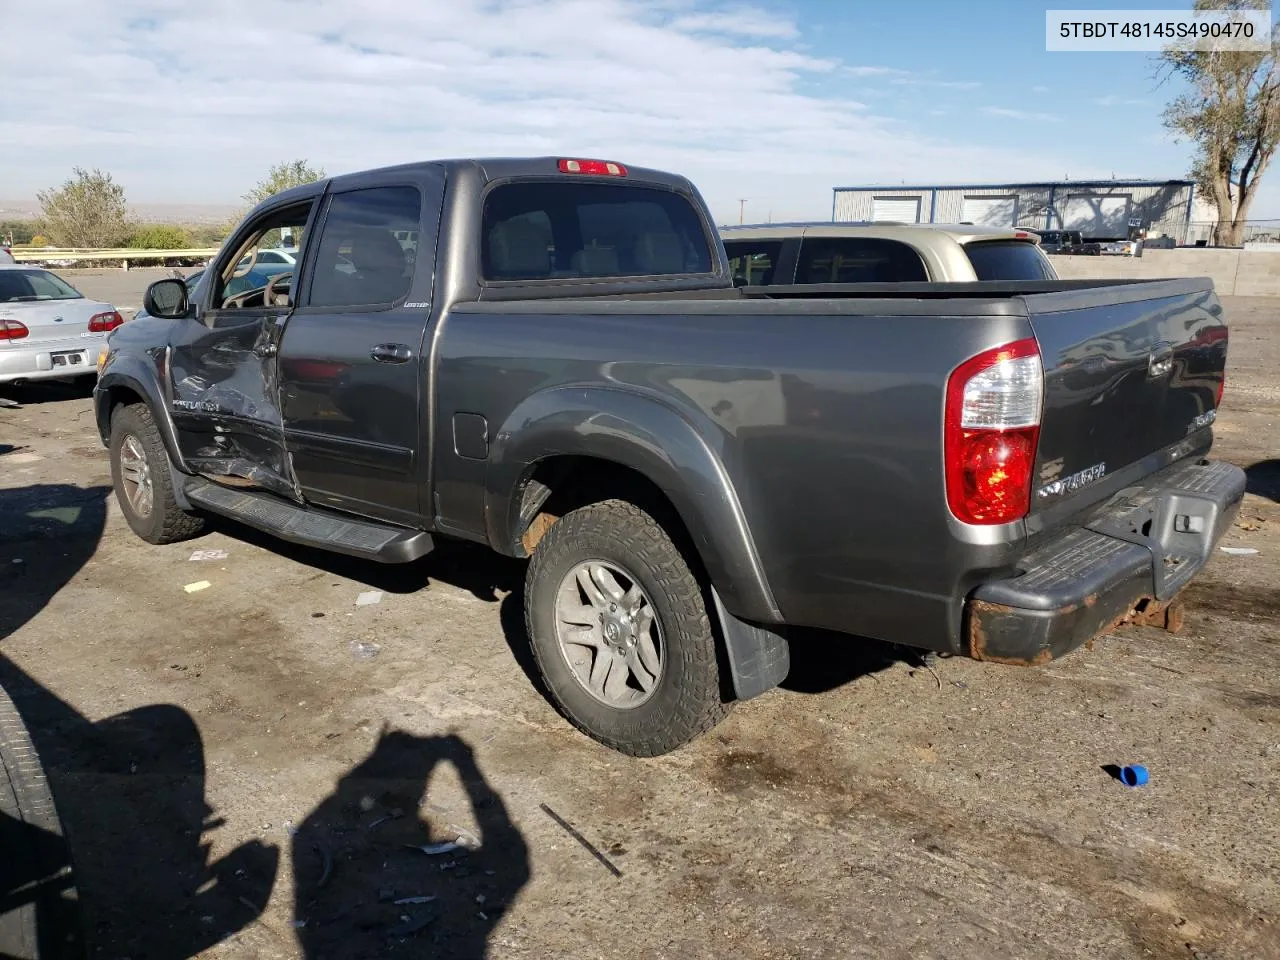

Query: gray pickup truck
left=94, top=156, right=1242, bottom=757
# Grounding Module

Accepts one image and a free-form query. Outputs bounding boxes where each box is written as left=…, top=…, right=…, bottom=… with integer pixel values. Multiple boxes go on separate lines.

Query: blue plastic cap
left=1120, top=764, right=1149, bottom=787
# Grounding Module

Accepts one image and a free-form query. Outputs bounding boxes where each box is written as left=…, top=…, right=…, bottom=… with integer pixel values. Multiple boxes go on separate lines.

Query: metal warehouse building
left=832, top=179, right=1206, bottom=242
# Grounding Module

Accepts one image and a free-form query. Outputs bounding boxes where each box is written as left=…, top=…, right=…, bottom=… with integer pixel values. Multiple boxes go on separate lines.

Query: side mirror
left=143, top=278, right=190, bottom=319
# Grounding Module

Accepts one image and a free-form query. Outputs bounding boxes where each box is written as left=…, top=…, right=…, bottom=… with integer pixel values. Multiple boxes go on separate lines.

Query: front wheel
left=109, top=403, right=205, bottom=545
left=524, top=499, right=730, bottom=757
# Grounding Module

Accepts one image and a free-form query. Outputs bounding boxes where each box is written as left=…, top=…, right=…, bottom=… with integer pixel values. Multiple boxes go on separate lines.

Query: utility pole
left=738, top=199, right=747, bottom=224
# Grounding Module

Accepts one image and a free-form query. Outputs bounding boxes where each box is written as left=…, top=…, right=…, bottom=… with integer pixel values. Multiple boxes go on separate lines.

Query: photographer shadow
left=293, top=730, right=529, bottom=958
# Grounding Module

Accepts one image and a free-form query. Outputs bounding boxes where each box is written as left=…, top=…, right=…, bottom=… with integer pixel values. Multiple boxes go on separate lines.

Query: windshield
left=963, top=240, right=1056, bottom=281
left=0, top=268, right=84, bottom=302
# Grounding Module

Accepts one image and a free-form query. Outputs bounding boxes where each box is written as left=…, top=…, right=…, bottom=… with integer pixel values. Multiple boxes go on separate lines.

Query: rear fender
left=484, top=385, right=782, bottom=625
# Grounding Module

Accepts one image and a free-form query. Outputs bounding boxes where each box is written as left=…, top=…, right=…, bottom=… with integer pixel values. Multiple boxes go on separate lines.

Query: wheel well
left=516, top=456, right=698, bottom=565
left=517, top=455, right=757, bottom=704
left=97, top=384, right=145, bottom=438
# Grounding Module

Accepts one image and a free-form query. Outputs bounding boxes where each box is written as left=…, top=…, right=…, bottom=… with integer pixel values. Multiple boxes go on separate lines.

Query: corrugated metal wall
left=834, top=182, right=1196, bottom=239
left=834, top=189, right=929, bottom=222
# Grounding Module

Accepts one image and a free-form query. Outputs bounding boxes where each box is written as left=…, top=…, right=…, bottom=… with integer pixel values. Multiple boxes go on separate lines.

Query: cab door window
left=724, top=240, right=785, bottom=285
left=306, top=186, right=422, bottom=309
left=214, top=203, right=313, bottom=309
left=795, top=237, right=928, bottom=283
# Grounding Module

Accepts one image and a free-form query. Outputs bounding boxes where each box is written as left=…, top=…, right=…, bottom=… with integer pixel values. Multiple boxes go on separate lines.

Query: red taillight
left=944, top=338, right=1043, bottom=525
left=558, top=158, right=627, bottom=176
left=0, top=318, right=29, bottom=341
left=88, top=310, right=124, bottom=332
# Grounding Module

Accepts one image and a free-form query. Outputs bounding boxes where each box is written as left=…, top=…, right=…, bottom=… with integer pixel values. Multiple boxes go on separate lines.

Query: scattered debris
left=394, top=896, right=436, bottom=905
left=183, top=581, right=212, bottom=593
left=189, top=548, right=229, bottom=561
left=387, top=914, right=434, bottom=937
left=0, top=397, right=20, bottom=408
left=539, top=803, right=623, bottom=878
left=1236, top=518, right=1263, bottom=531
left=314, top=841, right=333, bottom=888
left=356, top=590, right=384, bottom=606
left=475, top=894, right=486, bottom=905
left=368, top=809, right=405, bottom=830
left=1119, top=764, right=1150, bottom=788
left=950, top=680, right=969, bottom=689
left=350, top=640, right=381, bottom=660
left=411, top=838, right=471, bottom=856
left=291, top=920, right=307, bottom=929
left=1220, top=546, right=1259, bottom=556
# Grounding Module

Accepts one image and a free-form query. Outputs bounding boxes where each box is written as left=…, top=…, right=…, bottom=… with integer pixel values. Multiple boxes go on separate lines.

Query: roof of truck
left=719, top=222, right=1041, bottom=245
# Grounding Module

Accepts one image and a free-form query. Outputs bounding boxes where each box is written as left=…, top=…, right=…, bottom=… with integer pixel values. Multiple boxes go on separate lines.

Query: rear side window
left=795, top=237, right=927, bottom=283
left=724, top=241, right=784, bottom=285
left=482, top=182, right=713, bottom=281
left=964, top=240, right=1055, bottom=280
left=309, top=186, right=421, bottom=308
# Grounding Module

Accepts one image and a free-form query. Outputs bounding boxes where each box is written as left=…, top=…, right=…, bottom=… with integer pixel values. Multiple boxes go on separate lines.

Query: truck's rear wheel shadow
left=1245, top=458, right=1279, bottom=502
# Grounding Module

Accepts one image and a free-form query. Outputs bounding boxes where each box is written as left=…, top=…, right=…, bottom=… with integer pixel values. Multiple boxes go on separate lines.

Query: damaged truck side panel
left=95, top=155, right=1242, bottom=757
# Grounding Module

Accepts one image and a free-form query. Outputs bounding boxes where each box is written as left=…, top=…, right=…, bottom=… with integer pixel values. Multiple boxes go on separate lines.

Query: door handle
left=371, top=343, right=412, bottom=363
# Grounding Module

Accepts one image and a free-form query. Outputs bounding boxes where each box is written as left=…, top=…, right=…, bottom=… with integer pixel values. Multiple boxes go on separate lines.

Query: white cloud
left=845, top=66, right=910, bottom=77
left=669, top=5, right=797, bottom=38
left=890, top=77, right=982, bottom=90
left=982, top=106, right=1062, bottom=123
left=1031, top=85, right=1050, bottom=93
left=0, top=0, right=1093, bottom=224
left=1094, top=95, right=1150, bottom=107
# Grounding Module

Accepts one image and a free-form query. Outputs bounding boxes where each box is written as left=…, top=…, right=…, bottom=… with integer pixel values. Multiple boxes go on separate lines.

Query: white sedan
left=0, top=264, right=124, bottom=385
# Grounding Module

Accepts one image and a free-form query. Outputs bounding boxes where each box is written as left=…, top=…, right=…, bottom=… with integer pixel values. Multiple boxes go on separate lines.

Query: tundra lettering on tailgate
left=1036, top=462, right=1107, bottom=500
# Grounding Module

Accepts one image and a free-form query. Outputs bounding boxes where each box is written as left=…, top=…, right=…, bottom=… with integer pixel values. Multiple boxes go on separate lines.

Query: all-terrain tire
left=109, top=403, right=205, bottom=544
left=0, top=684, right=86, bottom=959
left=524, top=498, right=730, bottom=757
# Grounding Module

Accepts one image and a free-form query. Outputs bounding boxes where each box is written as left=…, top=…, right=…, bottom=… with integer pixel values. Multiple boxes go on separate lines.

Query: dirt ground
left=1, top=281, right=1278, bottom=960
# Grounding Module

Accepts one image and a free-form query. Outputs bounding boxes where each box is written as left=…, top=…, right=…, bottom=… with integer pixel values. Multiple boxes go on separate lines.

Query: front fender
left=484, top=385, right=781, bottom=624
left=94, top=352, right=187, bottom=473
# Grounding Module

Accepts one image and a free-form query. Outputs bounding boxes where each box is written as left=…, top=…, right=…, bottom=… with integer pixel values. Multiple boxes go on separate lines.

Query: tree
left=1161, top=0, right=1280, bottom=246
left=127, top=224, right=194, bottom=249
left=36, top=168, right=130, bottom=247
left=243, top=160, right=326, bottom=207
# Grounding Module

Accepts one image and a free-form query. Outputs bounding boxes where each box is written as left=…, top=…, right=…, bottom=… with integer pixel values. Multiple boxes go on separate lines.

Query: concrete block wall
left=1047, top=249, right=1280, bottom=296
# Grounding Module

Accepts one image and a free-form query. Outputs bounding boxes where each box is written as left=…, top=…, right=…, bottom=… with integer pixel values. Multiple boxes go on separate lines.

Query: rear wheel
left=524, top=499, right=730, bottom=757
left=109, top=403, right=205, bottom=544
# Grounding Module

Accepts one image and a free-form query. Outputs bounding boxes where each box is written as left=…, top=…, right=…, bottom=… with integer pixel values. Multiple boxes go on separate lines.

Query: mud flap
left=711, top=588, right=790, bottom=700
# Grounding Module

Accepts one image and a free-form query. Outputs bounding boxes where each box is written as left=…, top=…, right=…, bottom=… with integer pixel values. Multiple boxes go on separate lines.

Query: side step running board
left=184, top=478, right=433, bottom=564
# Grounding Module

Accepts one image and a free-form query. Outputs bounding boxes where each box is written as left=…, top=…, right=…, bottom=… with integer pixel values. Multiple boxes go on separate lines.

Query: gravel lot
left=1, top=282, right=1277, bottom=960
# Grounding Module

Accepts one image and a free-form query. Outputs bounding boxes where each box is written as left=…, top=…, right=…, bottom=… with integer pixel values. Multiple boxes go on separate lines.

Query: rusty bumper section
left=964, top=458, right=1246, bottom=666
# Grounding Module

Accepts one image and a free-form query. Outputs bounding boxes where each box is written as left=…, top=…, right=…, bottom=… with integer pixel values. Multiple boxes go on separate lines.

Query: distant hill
left=0, top=199, right=240, bottom=224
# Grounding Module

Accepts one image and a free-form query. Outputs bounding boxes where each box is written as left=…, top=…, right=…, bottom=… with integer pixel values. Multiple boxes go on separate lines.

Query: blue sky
left=3, top=0, right=1276, bottom=224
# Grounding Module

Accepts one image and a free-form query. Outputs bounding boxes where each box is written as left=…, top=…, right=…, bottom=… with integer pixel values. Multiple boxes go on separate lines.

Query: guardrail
left=7, top=247, right=219, bottom=267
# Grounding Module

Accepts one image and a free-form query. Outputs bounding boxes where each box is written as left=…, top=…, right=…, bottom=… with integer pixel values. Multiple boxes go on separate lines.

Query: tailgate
left=1024, top=278, right=1227, bottom=515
